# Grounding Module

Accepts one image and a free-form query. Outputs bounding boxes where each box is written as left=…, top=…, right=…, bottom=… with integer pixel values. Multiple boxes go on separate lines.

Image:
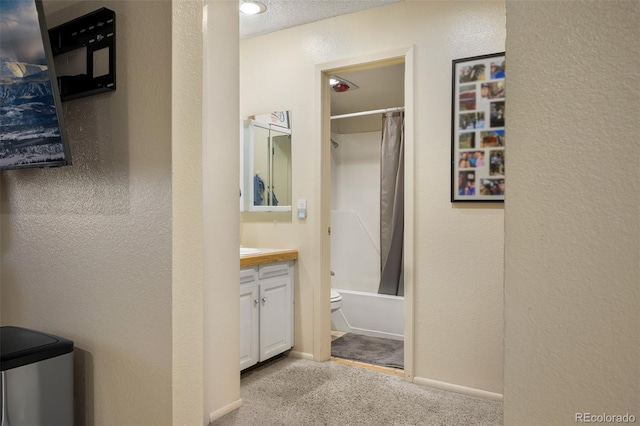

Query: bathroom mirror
left=240, top=111, right=292, bottom=212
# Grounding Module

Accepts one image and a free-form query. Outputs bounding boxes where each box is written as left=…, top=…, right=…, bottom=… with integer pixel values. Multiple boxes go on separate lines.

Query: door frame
left=314, top=46, right=415, bottom=381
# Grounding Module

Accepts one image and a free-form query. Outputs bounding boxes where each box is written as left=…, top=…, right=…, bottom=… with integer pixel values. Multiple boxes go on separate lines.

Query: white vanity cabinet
left=240, top=260, right=294, bottom=370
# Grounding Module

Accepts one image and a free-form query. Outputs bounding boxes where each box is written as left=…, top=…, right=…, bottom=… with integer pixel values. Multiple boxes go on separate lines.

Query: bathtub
left=331, top=288, right=404, bottom=341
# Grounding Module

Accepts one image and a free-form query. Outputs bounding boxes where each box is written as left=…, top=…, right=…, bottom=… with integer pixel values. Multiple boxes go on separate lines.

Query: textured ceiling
left=240, top=0, right=401, bottom=39
left=42, top=1, right=402, bottom=40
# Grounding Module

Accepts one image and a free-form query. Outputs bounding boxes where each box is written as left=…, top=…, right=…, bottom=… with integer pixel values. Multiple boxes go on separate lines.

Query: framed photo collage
left=451, top=52, right=505, bottom=202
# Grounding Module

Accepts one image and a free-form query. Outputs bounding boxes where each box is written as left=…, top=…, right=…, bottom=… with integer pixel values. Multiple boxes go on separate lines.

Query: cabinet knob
left=262, top=297, right=267, bottom=303
left=254, top=299, right=259, bottom=306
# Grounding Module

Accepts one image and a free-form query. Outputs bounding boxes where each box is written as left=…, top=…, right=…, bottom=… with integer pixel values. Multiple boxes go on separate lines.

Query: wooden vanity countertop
left=240, top=248, right=298, bottom=267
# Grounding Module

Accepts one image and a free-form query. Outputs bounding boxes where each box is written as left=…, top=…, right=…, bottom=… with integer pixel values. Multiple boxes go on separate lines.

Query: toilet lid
left=330, top=290, right=342, bottom=301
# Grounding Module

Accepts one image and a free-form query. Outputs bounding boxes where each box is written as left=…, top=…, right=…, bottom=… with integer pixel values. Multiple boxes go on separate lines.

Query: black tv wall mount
left=49, top=8, right=116, bottom=102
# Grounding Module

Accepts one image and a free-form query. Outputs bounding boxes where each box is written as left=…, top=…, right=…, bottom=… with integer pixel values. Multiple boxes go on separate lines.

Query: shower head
left=331, top=139, right=339, bottom=148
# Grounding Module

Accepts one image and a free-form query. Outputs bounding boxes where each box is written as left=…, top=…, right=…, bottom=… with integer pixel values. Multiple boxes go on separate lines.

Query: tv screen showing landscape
left=0, top=0, right=71, bottom=170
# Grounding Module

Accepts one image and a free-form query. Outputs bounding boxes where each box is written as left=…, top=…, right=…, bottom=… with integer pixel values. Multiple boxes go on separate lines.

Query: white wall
left=172, top=0, right=204, bottom=424
left=241, top=1, right=505, bottom=395
left=1, top=1, right=173, bottom=424
left=202, top=1, right=241, bottom=423
left=330, top=131, right=381, bottom=294
left=504, top=1, right=640, bottom=423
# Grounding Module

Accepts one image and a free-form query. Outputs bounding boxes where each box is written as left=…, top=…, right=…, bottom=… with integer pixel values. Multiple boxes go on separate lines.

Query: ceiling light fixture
left=329, top=76, right=359, bottom=93
left=333, top=83, right=351, bottom=93
left=239, top=1, right=267, bottom=15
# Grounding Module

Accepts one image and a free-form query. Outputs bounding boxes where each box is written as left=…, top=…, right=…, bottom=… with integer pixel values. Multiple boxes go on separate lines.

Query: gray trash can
left=1, top=326, right=74, bottom=426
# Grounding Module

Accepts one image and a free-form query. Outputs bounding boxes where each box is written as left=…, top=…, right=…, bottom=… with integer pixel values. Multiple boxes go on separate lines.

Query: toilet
left=330, top=289, right=342, bottom=312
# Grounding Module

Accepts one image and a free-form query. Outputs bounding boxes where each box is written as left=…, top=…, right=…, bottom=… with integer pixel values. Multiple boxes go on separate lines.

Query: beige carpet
left=211, top=355, right=502, bottom=425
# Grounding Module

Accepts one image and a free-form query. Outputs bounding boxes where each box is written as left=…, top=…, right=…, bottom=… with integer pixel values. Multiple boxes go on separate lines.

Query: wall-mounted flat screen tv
left=0, top=0, right=72, bottom=170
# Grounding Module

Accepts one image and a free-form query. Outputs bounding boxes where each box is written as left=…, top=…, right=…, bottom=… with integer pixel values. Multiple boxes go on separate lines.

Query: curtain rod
left=330, top=106, right=404, bottom=120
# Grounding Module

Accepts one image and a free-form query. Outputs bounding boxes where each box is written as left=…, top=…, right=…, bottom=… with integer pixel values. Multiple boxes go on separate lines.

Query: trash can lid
left=1, top=326, right=74, bottom=371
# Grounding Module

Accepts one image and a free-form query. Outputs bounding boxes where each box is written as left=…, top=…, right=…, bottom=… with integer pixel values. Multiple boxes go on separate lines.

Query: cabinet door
left=259, top=277, right=292, bottom=361
left=240, top=283, right=259, bottom=370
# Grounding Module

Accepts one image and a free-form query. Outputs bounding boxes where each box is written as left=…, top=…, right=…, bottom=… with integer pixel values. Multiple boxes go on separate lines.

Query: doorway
left=318, top=48, right=415, bottom=380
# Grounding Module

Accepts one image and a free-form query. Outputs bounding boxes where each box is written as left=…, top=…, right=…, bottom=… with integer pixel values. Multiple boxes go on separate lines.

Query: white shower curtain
left=378, top=112, right=404, bottom=296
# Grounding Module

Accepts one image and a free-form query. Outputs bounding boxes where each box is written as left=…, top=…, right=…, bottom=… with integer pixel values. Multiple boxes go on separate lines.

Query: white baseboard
left=208, top=398, right=242, bottom=423
left=413, top=376, right=503, bottom=402
left=288, top=350, right=314, bottom=360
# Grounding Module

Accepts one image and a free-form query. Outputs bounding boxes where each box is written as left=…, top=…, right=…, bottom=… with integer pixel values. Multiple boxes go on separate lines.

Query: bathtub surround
left=211, top=356, right=502, bottom=425
left=329, top=115, right=406, bottom=343
left=330, top=132, right=382, bottom=295
left=330, top=289, right=403, bottom=340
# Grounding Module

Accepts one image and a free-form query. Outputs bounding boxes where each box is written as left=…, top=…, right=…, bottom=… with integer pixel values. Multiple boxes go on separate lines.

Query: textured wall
left=171, top=0, right=204, bottom=424
left=504, top=1, right=640, bottom=423
left=1, top=1, right=173, bottom=424
left=202, top=1, right=242, bottom=423
left=241, top=1, right=506, bottom=394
